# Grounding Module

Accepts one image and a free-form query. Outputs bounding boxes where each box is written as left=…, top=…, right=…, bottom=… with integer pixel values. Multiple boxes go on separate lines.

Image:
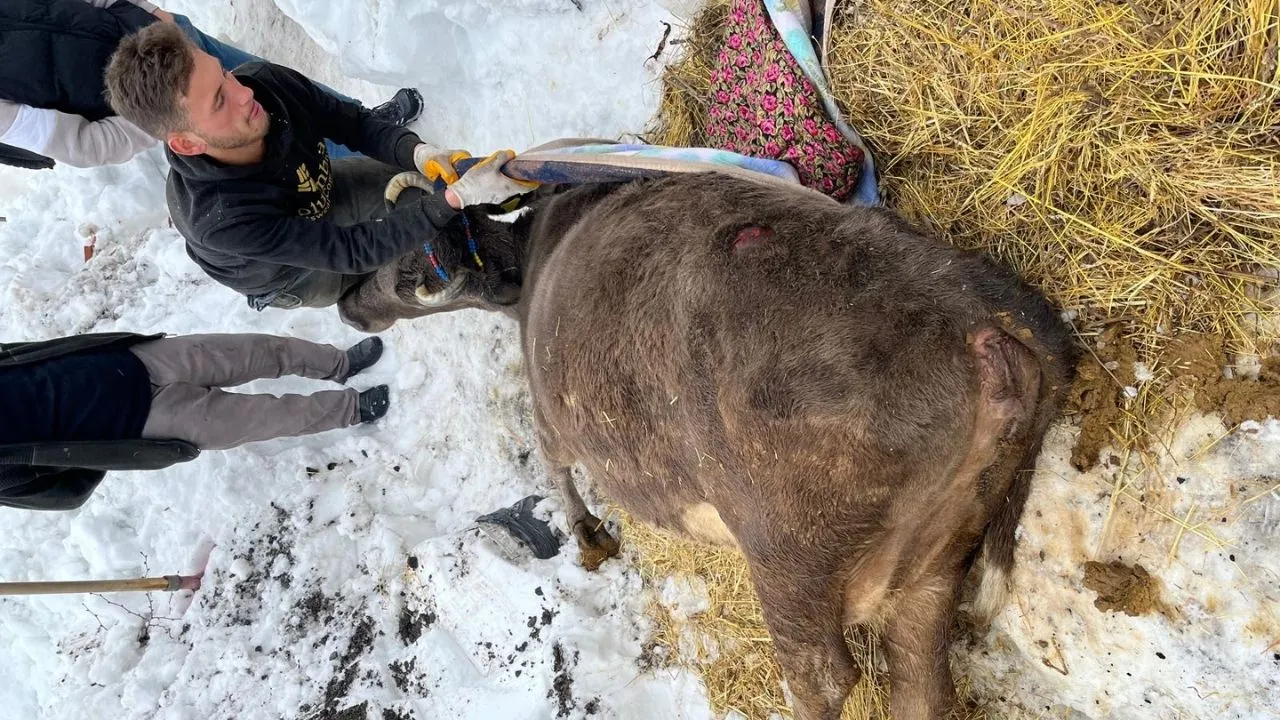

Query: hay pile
left=632, top=0, right=1280, bottom=717
left=651, top=0, right=1280, bottom=355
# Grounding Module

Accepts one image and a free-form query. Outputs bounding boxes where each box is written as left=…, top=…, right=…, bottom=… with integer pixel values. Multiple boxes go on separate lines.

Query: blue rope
left=423, top=240, right=449, bottom=282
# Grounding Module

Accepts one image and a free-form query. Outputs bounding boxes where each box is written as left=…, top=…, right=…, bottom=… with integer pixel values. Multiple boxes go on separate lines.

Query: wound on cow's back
left=731, top=224, right=775, bottom=253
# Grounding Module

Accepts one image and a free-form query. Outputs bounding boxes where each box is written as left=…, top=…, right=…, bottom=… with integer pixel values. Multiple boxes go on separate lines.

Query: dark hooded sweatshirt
left=166, top=61, right=458, bottom=299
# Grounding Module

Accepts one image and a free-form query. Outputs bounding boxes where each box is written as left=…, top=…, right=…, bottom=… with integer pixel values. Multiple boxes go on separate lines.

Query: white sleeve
left=1, top=103, right=157, bottom=167
left=0, top=103, right=58, bottom=155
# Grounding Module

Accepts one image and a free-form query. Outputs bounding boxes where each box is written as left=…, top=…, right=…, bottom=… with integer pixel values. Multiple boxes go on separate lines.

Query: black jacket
left=0, top=0, right=156, bottom=121
left=166, top=61, right=459, bottom=298
left=0, top=142, right=55, bottom=170
left=0, top=333, right=199, bottom=511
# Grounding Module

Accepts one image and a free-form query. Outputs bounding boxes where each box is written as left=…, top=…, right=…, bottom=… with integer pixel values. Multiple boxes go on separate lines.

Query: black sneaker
left=339, top=336, right=383, bottom=383
left=358, top=385, right=391, bottom=424
left=370, top=88, right=423, bottom=126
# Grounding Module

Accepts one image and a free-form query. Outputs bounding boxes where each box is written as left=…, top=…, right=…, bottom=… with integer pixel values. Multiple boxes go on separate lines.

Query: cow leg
left=551, top=466, right=620, bottom=570
left=751, top=561, right=859, bottom=720
left=881, top=568, right=964, bottom=720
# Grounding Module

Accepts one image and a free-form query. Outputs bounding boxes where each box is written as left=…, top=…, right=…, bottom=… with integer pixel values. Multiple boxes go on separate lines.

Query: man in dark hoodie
left=0, top=332, right=388, bottom=511
left=103, top=21, right=536, bottom=317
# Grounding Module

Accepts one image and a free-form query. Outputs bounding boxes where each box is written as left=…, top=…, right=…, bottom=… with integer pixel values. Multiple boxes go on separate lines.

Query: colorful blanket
left=706, top=0, right=879, bottom=205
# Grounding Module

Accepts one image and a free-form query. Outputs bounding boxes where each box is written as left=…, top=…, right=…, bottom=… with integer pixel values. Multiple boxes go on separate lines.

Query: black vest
left=0, top=0, right=155, bottom=121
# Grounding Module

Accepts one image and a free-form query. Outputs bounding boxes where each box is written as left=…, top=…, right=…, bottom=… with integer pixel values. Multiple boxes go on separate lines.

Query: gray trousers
left=129, top=334, right=359, bottom=451
left=271, top=157, right=404, bottom=309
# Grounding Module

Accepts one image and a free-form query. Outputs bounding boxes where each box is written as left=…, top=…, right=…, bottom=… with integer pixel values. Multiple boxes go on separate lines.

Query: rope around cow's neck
left=423, top=213, right=485, bottom=284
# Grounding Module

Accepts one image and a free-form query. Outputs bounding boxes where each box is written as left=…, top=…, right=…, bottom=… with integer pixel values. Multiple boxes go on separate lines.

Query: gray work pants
left=270, top=157, right=404, bottom=309
left=129, top=334, right=359, bottom=450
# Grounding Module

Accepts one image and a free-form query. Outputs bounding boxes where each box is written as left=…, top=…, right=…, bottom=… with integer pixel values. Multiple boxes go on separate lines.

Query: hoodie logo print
left=297, top=142, right=333, bottom=220
left=296, top=165, right=318, bottom=193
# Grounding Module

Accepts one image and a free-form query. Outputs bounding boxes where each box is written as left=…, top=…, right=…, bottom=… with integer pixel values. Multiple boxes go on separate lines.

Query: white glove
left=447, top=150, right=539, bottom=208
left=413, top=142, right=471, bottom=184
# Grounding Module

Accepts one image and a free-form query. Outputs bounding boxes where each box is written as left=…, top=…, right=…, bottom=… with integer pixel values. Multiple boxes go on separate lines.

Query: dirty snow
left=0, top=1, right=711, bottom=719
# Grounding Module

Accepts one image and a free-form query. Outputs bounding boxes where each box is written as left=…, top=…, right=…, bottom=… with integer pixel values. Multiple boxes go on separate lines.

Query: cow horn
left=415, top=273, right=468, bottom=307
left=384, top=171, right=433, bottom=211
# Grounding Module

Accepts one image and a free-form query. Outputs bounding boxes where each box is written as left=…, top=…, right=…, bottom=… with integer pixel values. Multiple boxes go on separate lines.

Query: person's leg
left=325, top=139, right=358, bottom=161
left=328, top=157, right=404, bottom=225
left=141, top=382, right=359, bottom=450
left=270, top=271, right=365, bottom=309
left=129, top=334, right=349, bottom=387
left=171, top=15, right=359, bottom=104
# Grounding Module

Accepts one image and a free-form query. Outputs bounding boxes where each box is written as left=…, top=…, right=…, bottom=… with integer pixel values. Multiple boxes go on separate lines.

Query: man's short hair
left=105, top=22, right=197, bottom=139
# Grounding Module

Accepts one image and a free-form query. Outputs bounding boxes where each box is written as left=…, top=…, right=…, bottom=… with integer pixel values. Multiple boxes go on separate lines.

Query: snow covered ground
left=1, top=1, right=1278, bottom=719
left=0, top=1, right=711, bottom=719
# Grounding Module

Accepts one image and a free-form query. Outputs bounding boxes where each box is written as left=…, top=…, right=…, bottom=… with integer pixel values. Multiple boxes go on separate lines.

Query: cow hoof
left=574, top=515, right=620, bottom=571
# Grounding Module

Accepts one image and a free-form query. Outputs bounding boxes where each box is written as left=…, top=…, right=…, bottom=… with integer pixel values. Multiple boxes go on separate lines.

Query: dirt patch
left=303, top=614, right=377, bottom=720
left=397, top=606, right=436, bottom=645
left=1068, top=330, right=1280, bottom=470
left=1162, top=333, right=1280, bottom=425
left=1083, top=561, right=1166, bottom=617
left=332, top=702, right=367, bottom=720
left=1197, top=359, right=1280, bottom=426
left=1066, top=327, right=1138, bottom=469
left=548, top=642, right=579, bottom=718
left=200, top=503, right=297, bottom=626
left=300, top=591, right=336, bottom=622
left=389, top=657, right=429, bottom=695
left=1160, top=333, right=1226, bottom=380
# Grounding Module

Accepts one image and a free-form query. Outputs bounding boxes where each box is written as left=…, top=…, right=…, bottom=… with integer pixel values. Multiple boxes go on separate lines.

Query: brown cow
left=340, top=174, right=1077, bottom=720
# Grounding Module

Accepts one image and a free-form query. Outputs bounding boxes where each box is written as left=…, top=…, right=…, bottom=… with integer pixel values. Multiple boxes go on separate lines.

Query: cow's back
left=522, top=173, right=1063, bottom=538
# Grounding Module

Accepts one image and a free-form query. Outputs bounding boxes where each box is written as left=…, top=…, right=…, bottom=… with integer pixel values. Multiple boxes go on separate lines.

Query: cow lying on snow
left=341, top=174, right=1077, bottom=720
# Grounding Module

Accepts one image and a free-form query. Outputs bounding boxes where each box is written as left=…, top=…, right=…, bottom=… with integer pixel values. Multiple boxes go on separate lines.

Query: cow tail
left=973, top=309, right=1076, bottom=625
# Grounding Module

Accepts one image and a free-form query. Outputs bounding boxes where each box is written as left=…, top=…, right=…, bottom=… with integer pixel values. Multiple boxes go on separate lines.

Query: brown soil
left=1198, top=363, right=1280, bottom=427
left=1082, top=561, right=1166, bottom=617
left=1066, top=327, right=1137, bottom=470
left=1162, top=333, right=1280, bottom=426
left=1068, top=330, right=1280, bottom=470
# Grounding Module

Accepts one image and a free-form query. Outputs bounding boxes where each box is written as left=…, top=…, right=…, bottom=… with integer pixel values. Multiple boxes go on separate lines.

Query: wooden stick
left=0, top=574, right=201, bottom=596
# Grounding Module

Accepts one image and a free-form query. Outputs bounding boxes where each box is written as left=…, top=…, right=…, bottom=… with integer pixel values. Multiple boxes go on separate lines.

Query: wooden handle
left=0, top=575, right=190, bottom=595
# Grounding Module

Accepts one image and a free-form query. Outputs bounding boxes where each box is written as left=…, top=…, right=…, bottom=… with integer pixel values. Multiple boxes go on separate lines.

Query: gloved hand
left=413, top=143, right=471, bottom=184
left=447, top=150, right=539, bottom=208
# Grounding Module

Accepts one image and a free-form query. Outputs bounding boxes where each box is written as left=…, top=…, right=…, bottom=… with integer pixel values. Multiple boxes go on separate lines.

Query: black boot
left=339, top=337, right=383, bottom=383
left=358, top=385, right=391, bottom=423
left=370, top=88, right=423, bottom=127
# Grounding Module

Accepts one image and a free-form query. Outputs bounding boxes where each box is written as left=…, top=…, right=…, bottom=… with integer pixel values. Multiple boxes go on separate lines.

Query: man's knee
left=330, top=157, right=403, bottom=224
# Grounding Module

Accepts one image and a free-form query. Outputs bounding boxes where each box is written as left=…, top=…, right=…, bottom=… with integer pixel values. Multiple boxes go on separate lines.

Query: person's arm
left=87, top=1, right=172, bottom=23
left=0, top=101, right=157, bottom=167
left=106, top=0, right=161, bottom=13
left=205, top=192, right=459, bottom=274
left=261, top=63, right=421, bottom=170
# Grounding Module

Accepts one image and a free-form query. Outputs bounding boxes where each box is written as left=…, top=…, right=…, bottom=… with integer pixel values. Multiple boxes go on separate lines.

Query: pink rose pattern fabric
left=705, top=0, right=863, bottom=201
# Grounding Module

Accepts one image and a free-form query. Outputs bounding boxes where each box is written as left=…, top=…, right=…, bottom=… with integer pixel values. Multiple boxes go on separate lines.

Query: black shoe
left=358, top=385, right=391, bottom=424
left=339, top=336, right=383, bottom=383
left=370, top=88, right=423, bottom=126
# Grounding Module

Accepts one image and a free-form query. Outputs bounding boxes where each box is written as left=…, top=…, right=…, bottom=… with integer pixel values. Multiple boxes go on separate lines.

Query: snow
left=963, top=416, right=1280, bottom=719
left=0, top=1, right=710, bottom=719
left=2, top=1, right=1278, bottom=719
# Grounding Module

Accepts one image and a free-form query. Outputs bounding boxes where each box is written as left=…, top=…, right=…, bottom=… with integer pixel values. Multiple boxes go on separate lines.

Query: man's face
left=168, top=49, right=269, bottom=156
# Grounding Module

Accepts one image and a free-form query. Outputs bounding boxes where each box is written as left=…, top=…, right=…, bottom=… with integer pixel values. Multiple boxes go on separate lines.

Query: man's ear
left=166, top=131, right=206, bottom=157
